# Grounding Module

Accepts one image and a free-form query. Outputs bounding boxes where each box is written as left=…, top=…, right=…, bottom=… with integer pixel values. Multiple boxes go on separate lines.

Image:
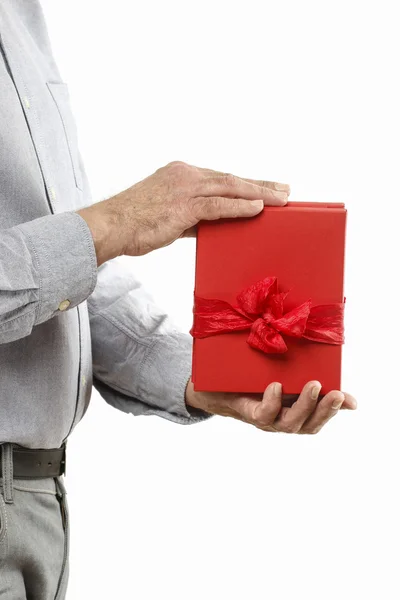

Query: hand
left=77, top=162, right=290, bottom=265
left=185, top=380, right=357, bottom=435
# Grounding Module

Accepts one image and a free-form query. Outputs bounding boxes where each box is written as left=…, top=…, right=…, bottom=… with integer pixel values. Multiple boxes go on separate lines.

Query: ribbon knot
left=191, top=276, right=344, bottom=354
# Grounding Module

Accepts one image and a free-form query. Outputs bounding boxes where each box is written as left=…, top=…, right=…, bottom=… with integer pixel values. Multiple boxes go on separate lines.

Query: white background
left=41, top=1, right=400, bottom=599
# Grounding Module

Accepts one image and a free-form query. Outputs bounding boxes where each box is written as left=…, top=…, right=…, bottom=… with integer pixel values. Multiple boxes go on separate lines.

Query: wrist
left=77, top=198, right=125, bottom=266
left=185, top=379, right=215, bottom=420
left=185, top=379, right=210, bottom=413
left=185, top=379, right=198, bottom=408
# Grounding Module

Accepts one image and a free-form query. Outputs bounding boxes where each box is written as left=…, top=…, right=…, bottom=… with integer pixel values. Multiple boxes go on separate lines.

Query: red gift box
left=191, top=202, right=347, bottom=395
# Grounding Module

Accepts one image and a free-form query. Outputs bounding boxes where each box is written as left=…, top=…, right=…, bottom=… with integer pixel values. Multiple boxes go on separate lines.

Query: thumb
left=194, top=196, right=264, bottom=221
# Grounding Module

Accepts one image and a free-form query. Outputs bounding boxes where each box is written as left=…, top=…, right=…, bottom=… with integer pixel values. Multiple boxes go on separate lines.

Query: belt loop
left=1, top=443, right=14, bottom=504
left=55, top=475, right=67, bottom=497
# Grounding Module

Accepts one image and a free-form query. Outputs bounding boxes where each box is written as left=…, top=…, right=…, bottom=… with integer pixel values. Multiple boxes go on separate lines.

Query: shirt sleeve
left=87, top=257, right=210, bottom=425
left=0, top=211, right=97, bottom=344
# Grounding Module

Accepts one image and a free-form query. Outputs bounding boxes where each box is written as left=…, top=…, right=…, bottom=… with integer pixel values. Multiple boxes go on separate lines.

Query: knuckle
left=282, top=422, right=301, bottom=434
left=167, top=160, right=187, bottom=169
left=258, top=424, right=275, bottom=432
left=223, top=173, right=237, bottom=188
left=166, top=161, right=189, bottom=176
left=228, top=198, right=241, bottom=218
left=305, top=427, right=320, bottom=435
left=256, top=415, right=273, bottom=429
left=207, top=196, right=221, bottom=217
left=191, top=196, right=215, bottom=220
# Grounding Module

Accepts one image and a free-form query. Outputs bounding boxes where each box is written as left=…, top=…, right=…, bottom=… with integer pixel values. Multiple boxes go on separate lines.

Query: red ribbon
left=191, top=277, right=344, bottom=354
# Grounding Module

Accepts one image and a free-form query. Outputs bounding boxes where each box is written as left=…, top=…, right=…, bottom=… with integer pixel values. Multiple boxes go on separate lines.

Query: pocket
left=0, top=492, right=7, bottom=544
left=47, top=82, right=83, bottom=191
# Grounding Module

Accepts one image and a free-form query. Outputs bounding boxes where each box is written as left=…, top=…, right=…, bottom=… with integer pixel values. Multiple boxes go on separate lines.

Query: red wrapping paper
left=191, top=202, right=347, bottom=395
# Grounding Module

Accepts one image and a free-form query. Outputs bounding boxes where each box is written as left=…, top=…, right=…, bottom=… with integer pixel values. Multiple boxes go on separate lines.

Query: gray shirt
left=0, top=0, right=205, bottom=449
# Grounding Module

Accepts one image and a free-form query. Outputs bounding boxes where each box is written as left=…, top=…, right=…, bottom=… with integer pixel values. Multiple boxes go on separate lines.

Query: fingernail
left=249, top=200, right=264, bottom=211
left=332, top=393, right=345, bottom=410
left=274, top=382, right=282, bottom=396
left=274, top=191, right=288, bottom=202
left=275, top=183, right=290, bottom=192
left=311, top=383, right=321, bottom=400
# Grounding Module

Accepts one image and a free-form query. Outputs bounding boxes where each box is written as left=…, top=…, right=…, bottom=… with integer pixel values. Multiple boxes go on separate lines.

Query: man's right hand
left=77, top=162, right=290, bottom=265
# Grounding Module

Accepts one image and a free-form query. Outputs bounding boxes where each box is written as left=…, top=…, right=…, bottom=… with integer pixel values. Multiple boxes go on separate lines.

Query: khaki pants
left=0, top=444, right=69, bottom=600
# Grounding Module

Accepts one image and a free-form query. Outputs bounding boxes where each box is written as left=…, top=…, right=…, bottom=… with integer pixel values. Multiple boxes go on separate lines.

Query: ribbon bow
left=191, top=277, right=344, bottom=354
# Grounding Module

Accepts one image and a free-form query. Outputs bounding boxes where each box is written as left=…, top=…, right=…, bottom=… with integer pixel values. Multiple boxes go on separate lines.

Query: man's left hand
left=185, top=380, right=357, bottom=434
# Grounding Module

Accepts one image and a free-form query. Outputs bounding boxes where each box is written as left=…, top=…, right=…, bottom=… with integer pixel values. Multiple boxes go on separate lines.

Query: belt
left=0, top=444, right=66, bottom=479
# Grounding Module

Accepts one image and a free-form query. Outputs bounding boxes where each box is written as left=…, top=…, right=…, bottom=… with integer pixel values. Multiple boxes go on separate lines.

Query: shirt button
left=58, top=300, right=71, bottom=312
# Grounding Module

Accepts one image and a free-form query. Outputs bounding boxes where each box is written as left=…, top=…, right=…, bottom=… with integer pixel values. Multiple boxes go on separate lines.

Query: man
left=0, top=1, right=356, bottom=598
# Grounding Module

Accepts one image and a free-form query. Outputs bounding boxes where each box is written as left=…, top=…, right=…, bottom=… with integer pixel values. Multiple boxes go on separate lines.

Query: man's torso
left=0, top=0, right=92, bottom=448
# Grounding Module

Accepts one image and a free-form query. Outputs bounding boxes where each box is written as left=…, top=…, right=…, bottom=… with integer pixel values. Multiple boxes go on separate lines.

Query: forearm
left=88, top=258, right=211, bottom=424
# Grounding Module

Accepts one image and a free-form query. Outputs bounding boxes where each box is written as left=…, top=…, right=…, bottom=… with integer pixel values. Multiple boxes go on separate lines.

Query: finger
left=253, top=382, right=283, bottom=427
left=192, top=196, right=264, bottom=221
left=227, top=396, right=262, bottom=423
left=229, top=382, right=282, bottom=426
left=274, top=381, right=322, bottom=433
left=300, top=390, right=346, bottom=434
left=197, top=167, right=291, bottom=195
left=341, top=393, right=357, bottom=410
left=282, top=391, right=356, bottom=410
left=199, top=173, right=288, bottom=206
left=240, top=178, right=290, bottom=195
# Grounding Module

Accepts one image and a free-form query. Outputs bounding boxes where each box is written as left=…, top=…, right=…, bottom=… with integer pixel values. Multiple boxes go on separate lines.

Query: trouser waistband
left=0, top=443, right=67, bottom=504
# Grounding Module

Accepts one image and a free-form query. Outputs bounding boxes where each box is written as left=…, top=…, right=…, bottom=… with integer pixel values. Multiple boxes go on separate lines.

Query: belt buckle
left=60, top=443, right=67, bottom=477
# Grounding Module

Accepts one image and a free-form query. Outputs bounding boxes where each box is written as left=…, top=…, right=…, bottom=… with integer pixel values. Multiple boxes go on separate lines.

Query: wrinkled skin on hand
left=186, top=379, right=357, bottom=435
left=78, top=161, right=290, bottom=264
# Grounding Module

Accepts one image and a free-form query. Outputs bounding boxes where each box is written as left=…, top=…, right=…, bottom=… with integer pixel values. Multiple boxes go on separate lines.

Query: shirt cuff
left=17, top=212, right=98, bottom=324
left=138, top=331, right=212, bottom=424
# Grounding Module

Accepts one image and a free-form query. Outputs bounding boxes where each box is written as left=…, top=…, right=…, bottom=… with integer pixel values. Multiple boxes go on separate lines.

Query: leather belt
left=0, top=444, right=66, bottom=479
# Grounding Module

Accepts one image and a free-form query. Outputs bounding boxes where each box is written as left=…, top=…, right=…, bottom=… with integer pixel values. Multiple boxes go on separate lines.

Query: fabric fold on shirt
left=88, top=258, right=211, bottom=424
left=0, top=212, right=97, bottom=344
